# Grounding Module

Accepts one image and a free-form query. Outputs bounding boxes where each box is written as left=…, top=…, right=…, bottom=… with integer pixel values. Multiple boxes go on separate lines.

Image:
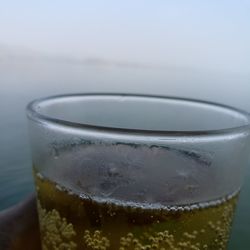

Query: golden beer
left=35, top=173, right=237, bottom=250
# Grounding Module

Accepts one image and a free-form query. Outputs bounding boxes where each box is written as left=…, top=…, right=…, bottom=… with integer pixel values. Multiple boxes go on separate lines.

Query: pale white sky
left=0, top=0, right=250, bottom=73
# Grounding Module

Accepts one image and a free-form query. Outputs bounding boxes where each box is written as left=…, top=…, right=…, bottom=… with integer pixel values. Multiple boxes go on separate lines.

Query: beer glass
left=27, top=94, right=250, bottom=250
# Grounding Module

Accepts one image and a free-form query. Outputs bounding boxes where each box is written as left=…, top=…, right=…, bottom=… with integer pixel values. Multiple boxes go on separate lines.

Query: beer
left=35, top=173, right=237, bottom=250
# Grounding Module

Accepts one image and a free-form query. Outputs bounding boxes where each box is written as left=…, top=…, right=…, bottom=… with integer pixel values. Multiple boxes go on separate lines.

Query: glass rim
left=26, top=93, right=250, bottom=137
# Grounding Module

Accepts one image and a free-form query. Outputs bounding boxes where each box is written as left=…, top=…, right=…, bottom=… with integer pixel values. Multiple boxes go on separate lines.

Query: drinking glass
left=27, top=94, right=250, bottom=250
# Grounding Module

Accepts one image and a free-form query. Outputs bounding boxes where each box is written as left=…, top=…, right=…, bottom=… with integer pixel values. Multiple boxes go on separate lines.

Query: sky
left=0, top=0, right=250, bottom=73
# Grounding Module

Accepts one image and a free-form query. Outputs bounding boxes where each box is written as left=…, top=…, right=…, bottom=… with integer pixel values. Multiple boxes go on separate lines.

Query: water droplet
left=52, top=147, right=60, bottom=159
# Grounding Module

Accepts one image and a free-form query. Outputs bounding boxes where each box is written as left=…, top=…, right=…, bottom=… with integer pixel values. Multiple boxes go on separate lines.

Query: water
left=0, top=59, right=250, bottom=248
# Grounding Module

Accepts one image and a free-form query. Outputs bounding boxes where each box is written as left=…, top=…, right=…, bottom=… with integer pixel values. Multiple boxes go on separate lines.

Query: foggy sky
left=1, top=1, right=250, bottom=73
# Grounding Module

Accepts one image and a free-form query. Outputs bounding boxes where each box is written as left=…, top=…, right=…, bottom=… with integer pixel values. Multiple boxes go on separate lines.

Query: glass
left=27, top=94, right=250, bottom=250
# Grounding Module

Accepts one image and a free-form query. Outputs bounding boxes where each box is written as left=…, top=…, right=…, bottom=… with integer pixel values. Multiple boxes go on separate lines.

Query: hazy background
left=1, top=0, right=250, bottom=73
left=0, top=1, right=250, bottom=248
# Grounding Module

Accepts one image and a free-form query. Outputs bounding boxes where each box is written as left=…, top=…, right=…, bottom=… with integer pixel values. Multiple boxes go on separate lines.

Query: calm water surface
left=0, top=60, right=250, bottom=249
